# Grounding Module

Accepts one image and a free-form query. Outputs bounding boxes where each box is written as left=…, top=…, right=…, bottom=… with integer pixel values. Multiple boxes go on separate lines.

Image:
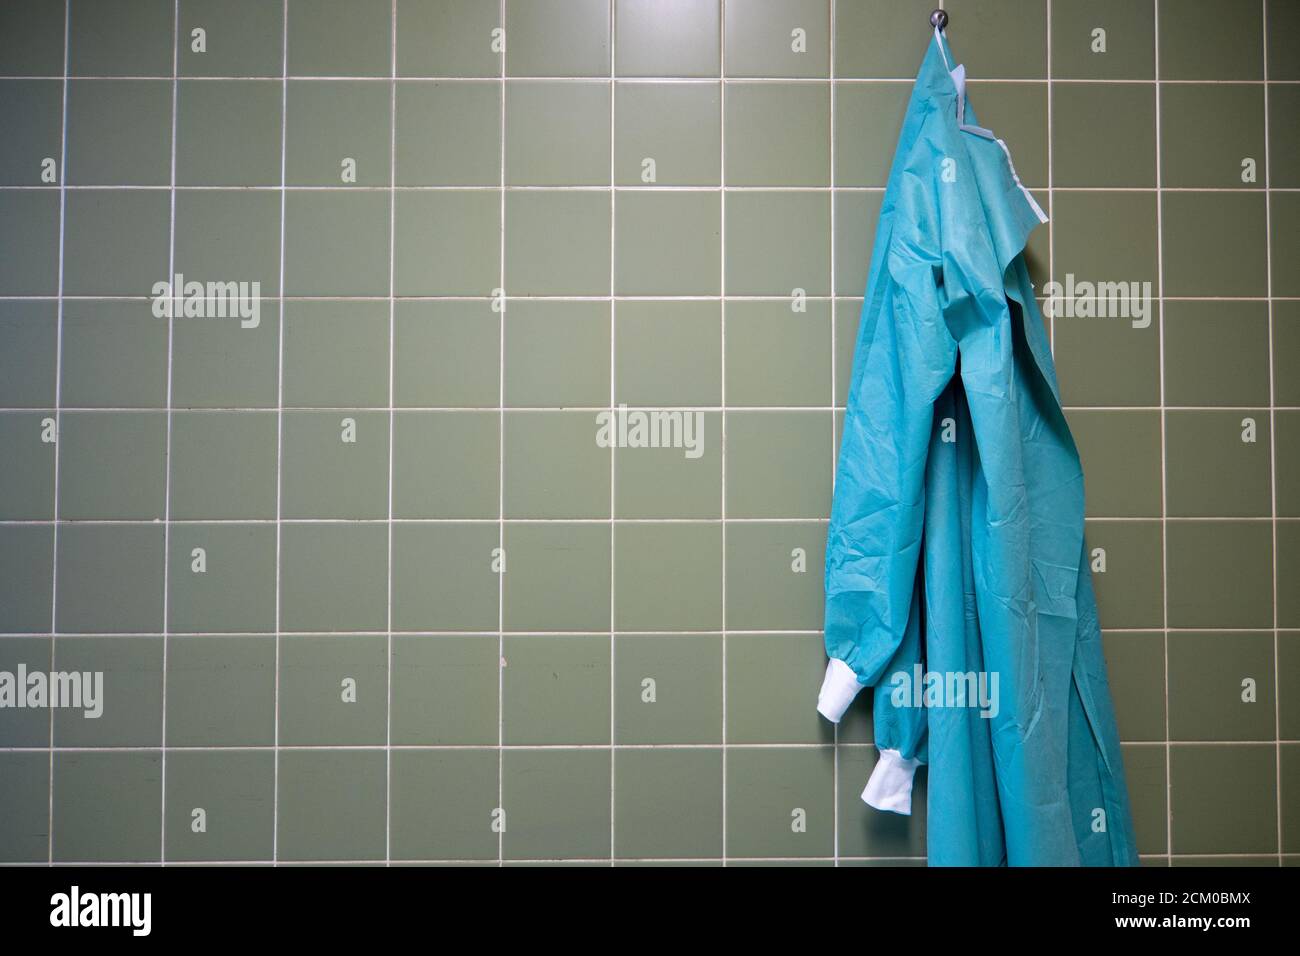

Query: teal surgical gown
left=817, top=29, right=1139, bottom=867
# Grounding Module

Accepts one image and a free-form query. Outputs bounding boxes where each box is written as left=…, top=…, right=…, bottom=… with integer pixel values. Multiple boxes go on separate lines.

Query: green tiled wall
left=0, top=0, right=1295, bottom=865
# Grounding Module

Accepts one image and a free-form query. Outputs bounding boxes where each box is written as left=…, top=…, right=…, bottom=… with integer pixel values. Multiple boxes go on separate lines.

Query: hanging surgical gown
left=816, top=29, right=1139, bottom=867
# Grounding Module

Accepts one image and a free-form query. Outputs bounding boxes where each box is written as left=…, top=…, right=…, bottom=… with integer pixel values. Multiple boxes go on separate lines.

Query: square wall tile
left=0, top=0, right=65, bottom=76
left=1161, top=84, right=1265, bottom=188
left=279, top=634, right=388, bottom=745
left=287, top=0, right=392, bottom=77
left=391, top=523, right=500, bottom=631
left=393, top=300, right=500, bottom=407
left=52, top=636, right=163, bottom=747
left=614, top=522, right=722, bottom=630
left=835, top=0, right=935, bottom=78
left=503, top=522, right=610, bottom=631
left=726, top=299, right=831, bottom=406
left=174, top=188, right=283, bottom=296
left=726, top=191, right=830, bottom=295
left=968, top=81, right=1048, bottom=188
left=614, top=81, right=720, bottom=186
left=1170, top=745, right=1276, bottom=854
left=614, top=633, right=723, bottom=744
left=833, top=81, right=911, bottom=187
left=276, top=749, right=387, bottom=862
left=502, top=748, right=611, bottom=860
left=1068, top=410, right=1162, bottom=518
left=0, top=526, right=54, bottom=632
left=615, top=412, right=722, bottom=518
left=167, top=523, right=277, bottom=633
left=504, top=411, right=610, bottom=518
left=503, top=634, right=611, bottom=744
left=178, top=0, right=284, bottom=76
left=614, top=300, right=721, bottom=406
left=1085, top=520, right=1164, bottom=629
left=63, top=190, right=170, bottom=296
left=1269, top=84, right=1300, bottom=188
left=279, top=523, right=389, bottom=632
left=725, top=82, right=829, bottom=186
left=725, top=746, right=834, bottom=858
left=0, top=753, right=51, bottom=862
left=1050, top=0, right=1155, bottom=79
left=726, top=411, right=831, bottom=518
left=396, top=189, right=502, bottom=296
left=55, top=524, right=164, bottom=633
left=391, top=635, right=499, bottom=744
left=505, top=0, right=611, bottom=77
left=177, top=80, right=284, bottom=185
left=727, top=632, right=828, bottom=744
left=1051, top=190, right=1158, bottom=297
left=393, top=411, right=499, bottom=518
left=1166, top=520, right=1272, bottom=629
left=390, top=749, right=499, bottom=861
left=614, top=190, right=720, bottom=295
left=1165, top=410, right=1271, bottom=517
left=1103, top=632, right=1166, bottom=742
left=0, top=79, right=63, bottom=185
left=724, top=0, right=829, bottom=77
left=59, top=299, right=167, bottom=408
left=506, top=80, right=610, bottom=185
left=1158, top=0, right=1263, bottom=80
left=396, top=80, right=500, bottom=185
left=1162, top=192, right=1267, bottom=298
left=504, top=299, right=610, bottom=407
left=164, top=750, right=275, bottom=862
left=725, top=521, right=826, bottom=630
left=0, top=301, right=57, bottom=407
left=66, top=80, right=172, bottom=185
left=1279, top=412, right=1300, bottom=517
left=1053, top=307, right=1160, bottom=407
left=0, top=412, right=55, bottom=520
left=170, top=411, right=278, bottom=519
left=834, top=191, right=883, bottom=297
left=615, top=748, right=723, bottom=859
left=165, top=636, right=276, bottom=746
left=286, top=80, right=392, bottom=186
left=172, top=302, right=280, bottom=409
left=1282, top=522, right=1300, bottom=627
left=616, top=0, right=720, bottom=76
left=1168, top=631, right=1275, bottom=742
left=944, top=0, right=1047, bottom=78
left=838, top=751, right=928, bottom=859
left=0, top=190, right=59, bottom=296
left=1122, top=743, right=1168, bottom=855
left=284, top=190, right=391, bottom=296
left=281, top=410, right=389, bottom=519
left=0, top=638, right=52, bottom=746
left=1272, top=194, right=1300, bottom=298
left=1162, top=300, right=1269, bottom=407
left=52, top=752, right=162, bottom=863
left=397, top=0, right=502, bottom=77
left=58, top=411, right=167, bottom=520
left=282, top=300, right=389, bottom=408
left=69, top=0, right=173, bottom=76
left=1051, top=83, right=1155, bottom=187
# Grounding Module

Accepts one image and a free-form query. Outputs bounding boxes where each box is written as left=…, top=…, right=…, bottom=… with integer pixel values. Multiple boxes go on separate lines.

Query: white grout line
left=1261, top=0, right=1282, bottom=866
left=718, top=0, right=728, bottom=868
left=496, top=0, right=506, bottom=869
left=157, top=0, right=180, bottom=866
left=271, top=0, right=289, bottom=867
left=607, top=0, right=617, bottom=868
left=384, top=0, right=397, bottom=869
left=1153, top=0, right=1173, bottom=865
left=45, top=0, right=71, bottom=867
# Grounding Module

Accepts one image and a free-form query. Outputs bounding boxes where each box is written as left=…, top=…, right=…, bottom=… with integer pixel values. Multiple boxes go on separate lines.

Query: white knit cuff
left=861, top=748, right=922, bottom=815
left=816, top=658, right=864, bottom=723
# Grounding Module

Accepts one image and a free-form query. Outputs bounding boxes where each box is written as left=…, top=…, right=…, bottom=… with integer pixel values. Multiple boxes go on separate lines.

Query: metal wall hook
left=930, top=9, right=948, bottom=31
